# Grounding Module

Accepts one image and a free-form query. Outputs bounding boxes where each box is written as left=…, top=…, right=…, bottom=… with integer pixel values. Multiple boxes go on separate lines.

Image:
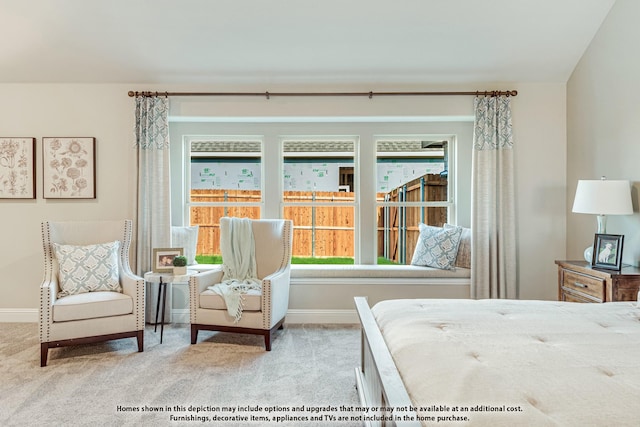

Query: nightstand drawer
left=561, top=288, right=601, bottom=303
left=561, top=270, right=605, bottom=301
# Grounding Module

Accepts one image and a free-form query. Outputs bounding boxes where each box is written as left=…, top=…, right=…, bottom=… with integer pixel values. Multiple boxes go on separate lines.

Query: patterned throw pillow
left=445, top=223, right=471, bottom=269
left=53, top=241, right=121, bottom=297
left=411, top=224, right=463, bottom=270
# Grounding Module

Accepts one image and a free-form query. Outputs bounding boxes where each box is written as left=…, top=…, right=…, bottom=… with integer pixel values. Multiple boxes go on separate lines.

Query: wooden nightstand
left=555, top=260, right=640, bottom=303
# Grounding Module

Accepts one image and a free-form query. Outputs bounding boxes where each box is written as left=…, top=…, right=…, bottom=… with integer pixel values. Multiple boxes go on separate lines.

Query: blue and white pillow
left=53, top=241, right=121, bottom=297
left=411, top=224, right=463, bottom=270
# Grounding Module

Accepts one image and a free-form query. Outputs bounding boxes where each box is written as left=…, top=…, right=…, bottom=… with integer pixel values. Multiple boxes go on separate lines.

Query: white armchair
left=189, top=219, right=293, bottom=350
left=39, top=220, right=145, bottom=366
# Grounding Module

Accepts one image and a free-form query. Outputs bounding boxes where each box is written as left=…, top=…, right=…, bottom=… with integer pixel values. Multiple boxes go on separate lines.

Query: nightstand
left=555, top=260, right=640, bottom=303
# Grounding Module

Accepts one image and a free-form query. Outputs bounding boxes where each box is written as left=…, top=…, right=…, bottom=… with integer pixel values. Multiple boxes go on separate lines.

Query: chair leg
left=191, top=325, right=198, bottom=344
left=264, top=331, right=272, bottom=351
left=136, top=330, right=144, bottom=352
left=40, top=343, right=49, bottom=367
left=264, top=319, right=286, bottom=351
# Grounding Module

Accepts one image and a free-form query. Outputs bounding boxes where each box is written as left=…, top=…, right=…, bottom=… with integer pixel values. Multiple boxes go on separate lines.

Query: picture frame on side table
left=0, top=137, right=36, bottom=199
left=152, top=248, right=184, bottom=273
left=592, top=233, right=624, bottom=270
left=43, top=137, right=96, bottom=199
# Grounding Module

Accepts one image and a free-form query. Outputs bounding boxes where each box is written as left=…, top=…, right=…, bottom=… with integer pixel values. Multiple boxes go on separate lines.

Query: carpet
left=0, top=323, right=362, bottom=426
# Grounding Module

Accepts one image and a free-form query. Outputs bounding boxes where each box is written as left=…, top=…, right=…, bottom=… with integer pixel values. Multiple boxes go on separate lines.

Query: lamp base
left=584, top=246, right=593, bottom=264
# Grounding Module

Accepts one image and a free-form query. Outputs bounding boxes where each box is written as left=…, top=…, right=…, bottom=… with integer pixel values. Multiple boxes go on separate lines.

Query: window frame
left=175, top=122, right=465, bottom=266
left=280, top=136, right=360, bottom=262
left=184, top=135, right=264, bottom=228
left=374, top=135, right=456, bottom=264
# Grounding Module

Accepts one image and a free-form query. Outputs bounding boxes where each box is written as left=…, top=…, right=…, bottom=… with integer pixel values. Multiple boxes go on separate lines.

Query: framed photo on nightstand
left=592, top=234, right=623, bottom=270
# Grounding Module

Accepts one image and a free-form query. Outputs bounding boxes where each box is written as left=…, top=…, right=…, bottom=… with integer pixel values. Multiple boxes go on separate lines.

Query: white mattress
left=372, top=299, right=640, bottom=426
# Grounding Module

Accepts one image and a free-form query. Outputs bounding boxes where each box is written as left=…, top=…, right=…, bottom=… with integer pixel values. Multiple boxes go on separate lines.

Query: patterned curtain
left=134, top=96, right=171, bottom=275
left=471, top=96, right=517, bottom=299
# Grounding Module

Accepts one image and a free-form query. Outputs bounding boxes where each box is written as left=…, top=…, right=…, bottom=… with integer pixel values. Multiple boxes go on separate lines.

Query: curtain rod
left=127, top=90, right=517, bottom=99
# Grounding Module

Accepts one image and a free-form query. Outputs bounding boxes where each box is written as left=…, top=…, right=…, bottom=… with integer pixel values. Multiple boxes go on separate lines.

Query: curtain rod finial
left=127, top=91, right=135, bottom=97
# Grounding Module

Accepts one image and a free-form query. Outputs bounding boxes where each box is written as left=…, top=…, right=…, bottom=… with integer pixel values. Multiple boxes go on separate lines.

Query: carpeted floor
left=0, top=323, right=363, bottom=426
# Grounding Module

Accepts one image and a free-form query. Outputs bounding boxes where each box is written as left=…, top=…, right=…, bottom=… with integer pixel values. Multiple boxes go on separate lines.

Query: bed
left=354, top=297, right=640, bottom=427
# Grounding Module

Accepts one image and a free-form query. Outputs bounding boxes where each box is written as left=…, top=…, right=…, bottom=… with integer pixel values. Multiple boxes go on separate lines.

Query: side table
left=144, top=270, right=197, bottom=343
left=555, top=260, right=640, bottom=303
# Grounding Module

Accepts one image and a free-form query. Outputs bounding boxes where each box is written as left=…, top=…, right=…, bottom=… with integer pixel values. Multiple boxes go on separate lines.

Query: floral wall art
left=43, top=137, right=96, bottom=199
left=0, top=138, right=36, bottom=199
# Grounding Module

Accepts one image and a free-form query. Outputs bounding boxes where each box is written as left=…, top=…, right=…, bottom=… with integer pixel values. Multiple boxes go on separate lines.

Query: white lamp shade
left=572, top=180, right=633, bottom=215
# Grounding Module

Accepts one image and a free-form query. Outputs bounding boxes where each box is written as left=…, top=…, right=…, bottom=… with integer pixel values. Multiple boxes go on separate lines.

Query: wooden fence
left=190, top=190, right=355, bottom=258
left=190, top=173, right=447, bottom=263
left=377, top=174, right=447, bottom=264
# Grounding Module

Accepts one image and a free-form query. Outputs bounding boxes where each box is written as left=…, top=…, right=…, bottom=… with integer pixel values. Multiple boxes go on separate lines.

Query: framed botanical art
left=0, top=137, right=36, bottom=199
left=152, top=248, right=184, bottom=273
left=592, top=233, right=624, bottom=270
left=43, top=137, right=96, bottom=199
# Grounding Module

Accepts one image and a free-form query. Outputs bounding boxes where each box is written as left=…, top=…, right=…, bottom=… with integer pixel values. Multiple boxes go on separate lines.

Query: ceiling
left=0, top=0, right=616, bottom=85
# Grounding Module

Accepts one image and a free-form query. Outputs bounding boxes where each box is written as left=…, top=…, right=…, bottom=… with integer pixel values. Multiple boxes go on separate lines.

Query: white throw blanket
left=208, top=217, right=261, bottom=323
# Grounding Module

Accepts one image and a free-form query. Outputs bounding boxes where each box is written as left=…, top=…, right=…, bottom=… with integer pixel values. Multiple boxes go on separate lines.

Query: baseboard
left=169, top=308, right=358, bottom=325
left=284, top=309, right=358, bottom=324
left=0, top=308, right=358, bottom=325
left=0, top=309, right=38, bottom=323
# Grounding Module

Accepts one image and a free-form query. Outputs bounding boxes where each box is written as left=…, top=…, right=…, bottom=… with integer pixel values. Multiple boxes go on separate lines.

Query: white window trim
left=176, top=122, right=465, bottom=266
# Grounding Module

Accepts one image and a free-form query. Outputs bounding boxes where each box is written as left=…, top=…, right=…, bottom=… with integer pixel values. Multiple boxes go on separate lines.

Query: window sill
left=189, top=263, right=469, bottom=284
left=291, top=264, right=469, bottom=282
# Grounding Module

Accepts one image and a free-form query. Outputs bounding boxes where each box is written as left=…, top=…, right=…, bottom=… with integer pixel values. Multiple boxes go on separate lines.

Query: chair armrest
left=262, top=268, right=290, bottom=289
left=121, top=271, right=144, bottom=297
left=120, top=271, right=145, bottom=329
left=40, top=278, right=58, bottom=303
left=189, top=268, right=224, bottom=319
left=191, top=267, right=224, bottom=292
left=262, top=267, right=291, bottom=327
left=39, top=279, right=58, bottom=341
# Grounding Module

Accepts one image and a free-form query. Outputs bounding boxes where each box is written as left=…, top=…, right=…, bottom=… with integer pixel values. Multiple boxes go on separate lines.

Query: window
left=187, top=138, right=262, bottom=263
left=375, top=138, right=453, bottom=265
left=281, top=138, right=357, bottom=264
left=175, top=121, right=466, bottom=266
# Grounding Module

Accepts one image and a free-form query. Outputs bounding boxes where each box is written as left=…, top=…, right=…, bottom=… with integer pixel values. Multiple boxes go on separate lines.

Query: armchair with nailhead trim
left=39, top=220, right=144, bottom=366
left=189, top=218, right=293, bottom=350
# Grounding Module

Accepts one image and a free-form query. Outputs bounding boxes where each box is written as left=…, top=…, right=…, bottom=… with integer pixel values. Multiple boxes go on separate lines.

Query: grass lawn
left=195, top=255, right=396, bottom=265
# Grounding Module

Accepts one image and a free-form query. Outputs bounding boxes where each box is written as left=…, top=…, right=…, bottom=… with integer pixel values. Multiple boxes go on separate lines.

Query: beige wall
left=0, top=81, right=566, bottom=320
left=0, top=84, right=137, bottom=315
left=567, top=0, right=640, bottom=265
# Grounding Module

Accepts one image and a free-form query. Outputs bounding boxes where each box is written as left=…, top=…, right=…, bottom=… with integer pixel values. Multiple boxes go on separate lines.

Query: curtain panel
left=135, top=97, right=171, bottom=276
left=471, top=96, right=517, bottom=299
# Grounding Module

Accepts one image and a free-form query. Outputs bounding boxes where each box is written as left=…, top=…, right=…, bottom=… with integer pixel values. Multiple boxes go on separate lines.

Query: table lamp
left=572, top=177, right=633, bottom=262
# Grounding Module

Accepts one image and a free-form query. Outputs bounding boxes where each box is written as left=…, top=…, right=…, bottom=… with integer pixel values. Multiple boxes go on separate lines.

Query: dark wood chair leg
left=136, top=330, right=144, bottom=352
left=191, top=325, right=198, bottom=344
left=40, top=343, right=49, bottom=367
left=264, top=331, right=272, bottom=351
